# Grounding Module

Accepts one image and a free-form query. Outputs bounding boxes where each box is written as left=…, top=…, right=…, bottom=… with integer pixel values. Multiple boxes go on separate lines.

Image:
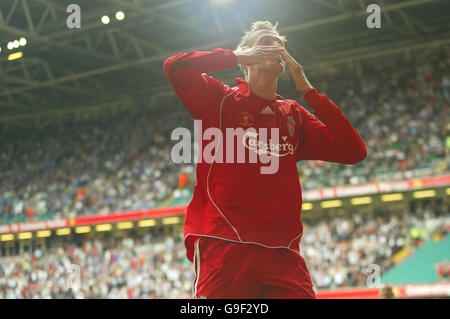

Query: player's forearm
left=163, top=48, right=237, bottom=80
left=233, top=53, right=246, bottom=66
left=299, top=83, right=314, bottom=96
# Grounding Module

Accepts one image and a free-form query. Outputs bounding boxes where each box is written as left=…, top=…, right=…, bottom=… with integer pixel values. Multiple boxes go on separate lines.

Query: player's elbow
left=163, top=57, right=175, bottom=78
left=345, top=146, right=367, bottom=164
left=163, top=55, right=184, bottom=77
left=163, top=55, right=192, bottom=84
left=359, top=145, right=368, bottom=161
left=357, top=143, right=368, bottom=162
left=340, top=145, right=367, bottom=165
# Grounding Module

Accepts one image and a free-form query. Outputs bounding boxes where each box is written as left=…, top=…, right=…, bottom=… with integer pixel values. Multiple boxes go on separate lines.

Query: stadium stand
left=1, top=46, right=449, bottom=223
left=0, top=231, right=193, bottom=299
left=1, top=0, right=449, bottom=302
left=0, top=194, right=448, bottom=298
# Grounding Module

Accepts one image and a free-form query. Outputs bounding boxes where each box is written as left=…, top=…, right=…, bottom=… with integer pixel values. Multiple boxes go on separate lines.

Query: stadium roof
left=0, top=0, right=449, bottom=129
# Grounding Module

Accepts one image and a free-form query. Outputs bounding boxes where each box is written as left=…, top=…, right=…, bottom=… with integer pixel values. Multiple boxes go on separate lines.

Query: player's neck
left=247, top=72, right=278, bottom=101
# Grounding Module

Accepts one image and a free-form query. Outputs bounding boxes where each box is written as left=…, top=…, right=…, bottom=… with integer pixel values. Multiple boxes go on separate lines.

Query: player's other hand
left=233, top=46, right=285, bottom=66
left=281, top=50, right=314, bottom=95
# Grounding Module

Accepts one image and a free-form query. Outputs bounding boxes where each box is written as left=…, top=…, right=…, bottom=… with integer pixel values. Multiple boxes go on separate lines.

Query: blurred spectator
left=435, top=262, right=450, bottom=281
left=379, top=284, right=395, bottom=299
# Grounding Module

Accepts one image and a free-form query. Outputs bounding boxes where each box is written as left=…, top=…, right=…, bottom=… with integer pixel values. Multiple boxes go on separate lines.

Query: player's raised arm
left=281, top=50, right=367, bottom=164
left=295, top=101, right=367, bottom=164
left=163, top=49, right=237, bottom=119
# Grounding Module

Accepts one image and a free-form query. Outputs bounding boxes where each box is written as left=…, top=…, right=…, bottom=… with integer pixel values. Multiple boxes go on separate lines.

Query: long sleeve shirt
left=164, top=48, right=367, bottom=262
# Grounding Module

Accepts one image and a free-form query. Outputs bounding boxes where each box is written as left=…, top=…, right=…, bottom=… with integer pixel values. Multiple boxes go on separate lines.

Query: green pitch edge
left=381, top=234, right=450, bottom=285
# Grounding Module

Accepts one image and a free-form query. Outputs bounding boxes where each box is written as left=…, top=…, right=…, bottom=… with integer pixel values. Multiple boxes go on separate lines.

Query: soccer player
left=164, top=21, right=367, bottom=299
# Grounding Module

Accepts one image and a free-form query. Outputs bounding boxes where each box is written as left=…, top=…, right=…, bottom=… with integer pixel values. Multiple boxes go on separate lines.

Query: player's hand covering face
left=234, top=30, right=286, bottom=68
left=280, top=49, right=314, bottom=95
left=233, top=45, right=285, bottom=66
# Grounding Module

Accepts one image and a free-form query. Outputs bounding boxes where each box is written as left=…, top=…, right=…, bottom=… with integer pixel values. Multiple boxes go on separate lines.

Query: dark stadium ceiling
left=0, top=0, right=449, bottom=129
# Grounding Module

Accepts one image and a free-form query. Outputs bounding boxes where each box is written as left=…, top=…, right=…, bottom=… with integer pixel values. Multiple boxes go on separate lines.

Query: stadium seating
left=0, top=202, right=447, bottom=298
left=1, top=46, right=448, bottom=223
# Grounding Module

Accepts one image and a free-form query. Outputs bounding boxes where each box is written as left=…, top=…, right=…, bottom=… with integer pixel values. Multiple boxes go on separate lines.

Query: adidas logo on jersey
left=260, top=106, right=274, bottom=115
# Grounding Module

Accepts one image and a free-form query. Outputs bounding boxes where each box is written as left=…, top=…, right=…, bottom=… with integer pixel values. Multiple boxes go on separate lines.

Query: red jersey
left=164, top=48, right=367, bottom=262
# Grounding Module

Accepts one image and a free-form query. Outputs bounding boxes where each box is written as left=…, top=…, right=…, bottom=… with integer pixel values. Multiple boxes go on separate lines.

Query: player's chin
left=273, top=63, right=285, bottom=75
left=258, top=61, right=285, bottom=75
left=268, top=61, right=285, bottom=72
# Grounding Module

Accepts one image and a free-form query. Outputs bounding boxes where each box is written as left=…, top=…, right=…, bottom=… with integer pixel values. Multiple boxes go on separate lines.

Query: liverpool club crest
left=239, top=112, right=254, bottom=127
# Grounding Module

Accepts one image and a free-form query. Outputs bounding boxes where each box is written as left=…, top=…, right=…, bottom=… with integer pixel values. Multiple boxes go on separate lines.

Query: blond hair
left=235, top=21, right=287, bottom=80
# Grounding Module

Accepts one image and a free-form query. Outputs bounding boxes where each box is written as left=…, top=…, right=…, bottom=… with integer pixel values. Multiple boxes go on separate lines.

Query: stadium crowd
left=302, top=202, right=448, bottom=289
left=0, top=106, right=192, bottom=222
left=0, top=231, right=193, bottom=299
left=0, top=202, right=448, bottom=298
left=295, top=46, right=450, bottom=189
left=0, top=46, right=449, bottom=224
